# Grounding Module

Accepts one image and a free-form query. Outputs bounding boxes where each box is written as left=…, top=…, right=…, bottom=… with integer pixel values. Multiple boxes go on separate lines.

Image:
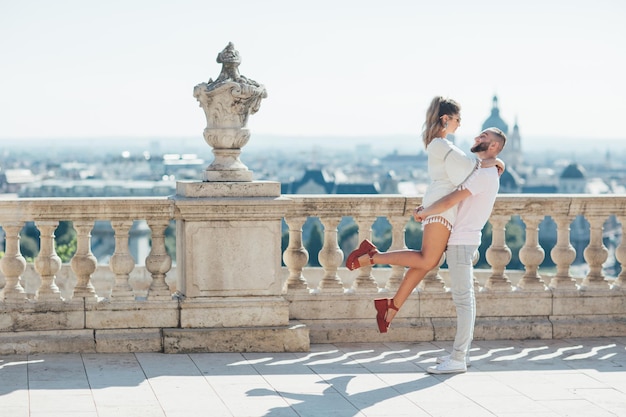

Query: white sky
left=1, top=0, right=625, bottom=147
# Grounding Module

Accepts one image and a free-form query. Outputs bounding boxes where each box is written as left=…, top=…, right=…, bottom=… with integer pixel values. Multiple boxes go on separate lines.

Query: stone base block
left=86, top=300, right=179, bottom=329
left=285, top=293, right=420, bottom=322
left=419, top=292, right=456, bottom=317
left=430, top=317, right=459, bottom=341
left=176, top=180, right=280, bottom=198
left=473, top=316, right=553, bottom=340
left=0, top=329, right=96, bottom=355
left=477, top=290, right=553, bottom=316
left=306, top=318, right=434, bottom=343
left=95, top=329, right=163, bottom=353
left=551, top=315, right=626, bottom=338
left=180, top=297, right=289, bottom=328
left=0, top=301, right=84, bottom=332
left=162, top=321, right=309, bottom=353
left=553, top=290, right=626, bottom=315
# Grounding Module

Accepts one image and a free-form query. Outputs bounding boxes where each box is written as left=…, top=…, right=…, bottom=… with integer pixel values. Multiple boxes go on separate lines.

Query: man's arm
left=414, top=188, right=472, bottom=222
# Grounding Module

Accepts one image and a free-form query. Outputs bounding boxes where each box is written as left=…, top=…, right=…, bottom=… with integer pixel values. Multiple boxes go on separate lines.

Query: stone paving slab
left=0, top=337, right=625, bottom=417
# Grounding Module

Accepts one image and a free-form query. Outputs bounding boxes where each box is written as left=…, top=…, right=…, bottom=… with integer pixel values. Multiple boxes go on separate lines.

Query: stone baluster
left=517, top=215, right=546, bottom=291
left=34, top=221, right=63, bottom=301
left=549, top=216, right=578, bottom=290
left=282, top=217, right=310, bottom=293
left=317, top=216, right=344, bottom=293
left=109, top=220, right=136, bottom=301
left=351, top=216, right=378, bottom=292
left=613, top=215, right=626, bottom=290
left=484, top=215, right=513, bottom=291
left=0, top=222, right=28, bottom=302
left=70, top=221, right=98, bottom=301
left=384, top=215, right=408, bottom=292
left=581, top=215, right=610, bottom=290
left=417, top=253, right=446, bottom=292
left=145, top=220, right=172, bottom=300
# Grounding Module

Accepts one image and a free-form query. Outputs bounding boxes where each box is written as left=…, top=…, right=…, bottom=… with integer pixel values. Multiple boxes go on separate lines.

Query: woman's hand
left=495, top=158, right=505, bottom=176
left=481, top=157, right=505, bottom=176
left=413, top=206, right=426, bottom=222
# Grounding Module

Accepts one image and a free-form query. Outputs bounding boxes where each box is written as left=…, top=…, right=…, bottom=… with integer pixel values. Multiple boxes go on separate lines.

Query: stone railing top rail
left=1, top=194, right=625, bottom=223
left=0, top=197, right=173, bottom=222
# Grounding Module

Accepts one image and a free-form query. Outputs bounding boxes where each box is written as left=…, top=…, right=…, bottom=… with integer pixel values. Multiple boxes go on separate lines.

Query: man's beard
left=471, top=142, right=489, bottom=153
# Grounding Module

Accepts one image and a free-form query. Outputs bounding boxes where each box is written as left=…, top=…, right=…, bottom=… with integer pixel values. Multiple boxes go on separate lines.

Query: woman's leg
left=377, top=222, right=451, bottom=324
left=358, top=222, right=450, bottom=270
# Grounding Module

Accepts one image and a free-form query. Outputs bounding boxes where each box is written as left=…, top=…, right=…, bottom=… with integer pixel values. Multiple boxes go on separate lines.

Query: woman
left=346, top=96, right=499, bottom=333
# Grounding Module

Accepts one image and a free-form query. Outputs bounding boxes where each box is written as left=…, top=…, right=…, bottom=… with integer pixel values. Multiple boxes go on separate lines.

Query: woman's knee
left=422, top=253, right=444, bottom=271
left=405, top=267, right=430, bottom=282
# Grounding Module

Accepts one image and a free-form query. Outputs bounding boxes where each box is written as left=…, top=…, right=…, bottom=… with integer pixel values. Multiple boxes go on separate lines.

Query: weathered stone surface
left=551, top=315, right=626, bottom=338
left=476, top=290, right=553, bottom=317
left=176, top=181, right=280, bottom=198
left=552, top=289, right=626, bottom=315
left=431, top=317, right=461, bottom=341
left=174, top=197, right=286, bottom=299
left=95, top=328, right=163, bottom=353
left=0, top=329, right=96, bottom=354
left=163, top=322, right=308, bottom=353
left=180, top=297, right=289, bottom=328
left=418, top=292, right=456, bottom=318
left=285, top=293, right=420, bottom=321
left=307, top=318, right=433, bottom=343
left=86, top=300, right=179, bottom=329
left=0, top=301, right=84, bottom=331
left=473, top=316, right=553, bottom=340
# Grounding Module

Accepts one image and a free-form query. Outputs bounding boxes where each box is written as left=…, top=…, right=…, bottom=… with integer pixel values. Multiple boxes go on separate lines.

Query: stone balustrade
left=1, top=194, right=625, bottom=354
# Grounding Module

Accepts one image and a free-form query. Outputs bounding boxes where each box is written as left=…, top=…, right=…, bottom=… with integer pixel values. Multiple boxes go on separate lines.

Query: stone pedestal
left=172, top=43, right=307, bottom=352
left=173, top=181, right=308, bottom=351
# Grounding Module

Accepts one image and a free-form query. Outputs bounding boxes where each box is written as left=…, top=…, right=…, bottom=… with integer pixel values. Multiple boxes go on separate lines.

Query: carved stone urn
left=193, top=42, right=268, bottom=182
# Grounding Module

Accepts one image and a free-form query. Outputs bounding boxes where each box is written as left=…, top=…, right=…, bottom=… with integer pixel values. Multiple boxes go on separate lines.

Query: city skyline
left=2, top=0, right=625, bottom=148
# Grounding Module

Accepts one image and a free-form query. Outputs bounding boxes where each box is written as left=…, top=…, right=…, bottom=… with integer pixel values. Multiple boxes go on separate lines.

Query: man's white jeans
left=446, top=244, right=478, bottom=362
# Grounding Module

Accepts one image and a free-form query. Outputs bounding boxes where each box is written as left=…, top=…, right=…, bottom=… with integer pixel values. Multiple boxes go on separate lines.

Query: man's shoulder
left=479, top=166, right=500, bottom=181
left=468, top=167, right=499, bottom=194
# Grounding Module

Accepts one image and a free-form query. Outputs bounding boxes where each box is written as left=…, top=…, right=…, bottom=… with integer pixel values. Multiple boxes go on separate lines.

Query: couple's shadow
left=247, top=373, right=443, bottom=417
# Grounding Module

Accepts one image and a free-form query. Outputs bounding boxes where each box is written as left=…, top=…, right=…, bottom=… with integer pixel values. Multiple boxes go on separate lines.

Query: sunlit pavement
left=1, top=337, right=625, bottom=417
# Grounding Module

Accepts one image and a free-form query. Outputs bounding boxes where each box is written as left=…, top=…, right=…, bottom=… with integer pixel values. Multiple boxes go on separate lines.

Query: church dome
left=560, top=163, right=586, bottom=179
left=499, top=167, right=523, bottom=188
left=482, top=95, right=509, bottom=134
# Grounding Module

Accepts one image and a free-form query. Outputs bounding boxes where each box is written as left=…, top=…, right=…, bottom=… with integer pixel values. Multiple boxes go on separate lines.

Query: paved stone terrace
left=1, top=337, right=625, bottom=417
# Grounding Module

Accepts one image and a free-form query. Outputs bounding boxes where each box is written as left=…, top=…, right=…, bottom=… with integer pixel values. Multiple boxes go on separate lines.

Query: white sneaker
left=427, top=358, right=467, bottom=374
left=436, top=354, right=471, bottom=367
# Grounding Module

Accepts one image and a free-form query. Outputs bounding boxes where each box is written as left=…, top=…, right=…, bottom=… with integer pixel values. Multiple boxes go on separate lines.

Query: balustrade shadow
left=0, top=338, right=625, bottom=416
left=244, top=338, right=626, bottom=417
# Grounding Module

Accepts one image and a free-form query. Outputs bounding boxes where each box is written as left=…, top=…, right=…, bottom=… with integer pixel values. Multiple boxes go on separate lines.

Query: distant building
left=281, top=169, right=381, bottom=194
left=498, top=167, right=524, bottom=193
left=0, top=169, right=37, bottom=194
left=481, top=95, right=523, bottom=170
left=162, top=153, right=205, bottom=180
left=482, top=95, right=509, bottom=134
left=19, top=179, right=176, bottom=198
left=559, top=163, right=586, bottom=193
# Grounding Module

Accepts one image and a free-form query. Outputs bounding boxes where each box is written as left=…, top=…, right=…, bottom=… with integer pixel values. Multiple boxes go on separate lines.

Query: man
left=415, top=127, right=507, bottom=374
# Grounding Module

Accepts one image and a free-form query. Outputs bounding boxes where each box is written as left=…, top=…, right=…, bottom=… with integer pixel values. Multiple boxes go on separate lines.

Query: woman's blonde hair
left=422, top=96, right=461, bottom=148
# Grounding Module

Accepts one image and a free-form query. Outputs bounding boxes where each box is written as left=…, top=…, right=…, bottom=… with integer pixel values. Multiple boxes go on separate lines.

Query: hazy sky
left=2, top=0, right=625, bottom=148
